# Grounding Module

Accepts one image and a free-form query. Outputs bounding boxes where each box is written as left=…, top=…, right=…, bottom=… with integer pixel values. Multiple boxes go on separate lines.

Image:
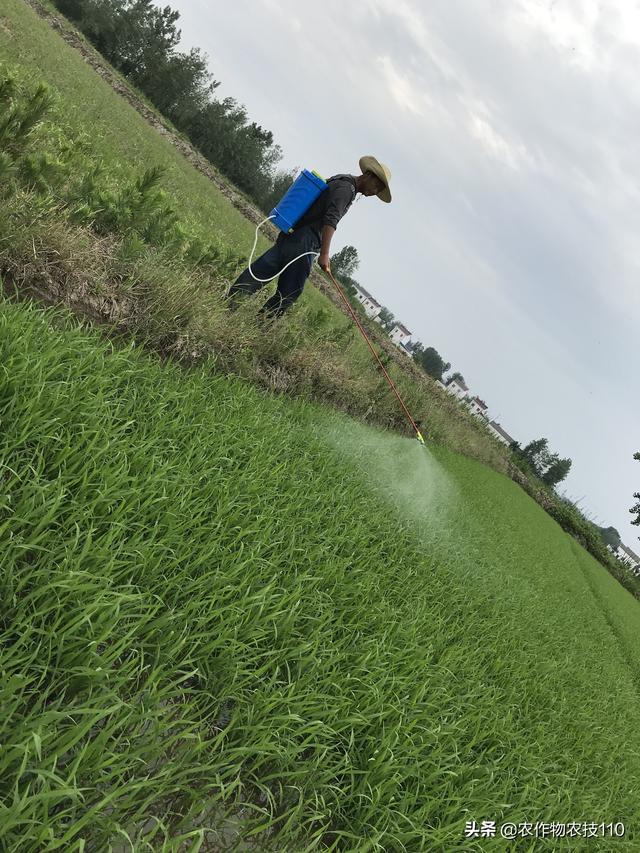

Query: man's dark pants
left=227, top=225, right=322, bottom=317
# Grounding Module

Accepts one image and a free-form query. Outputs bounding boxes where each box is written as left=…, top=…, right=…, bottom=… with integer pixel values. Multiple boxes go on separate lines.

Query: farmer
left=226, top=155, right=392, bottom=318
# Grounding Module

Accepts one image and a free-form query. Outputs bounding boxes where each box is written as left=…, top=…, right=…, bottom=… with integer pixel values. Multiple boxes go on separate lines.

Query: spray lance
left=244, top=168, right=426, bottom=447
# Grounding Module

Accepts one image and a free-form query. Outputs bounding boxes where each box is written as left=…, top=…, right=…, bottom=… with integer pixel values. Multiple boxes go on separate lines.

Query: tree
left=411, top=341, right=424, bottom=360
left=186, top=100, right=283, bottom=207
left=330, top=245, right=359, bottom=279
left=187, top=97, right=248, bottom=167
left=113, top=1, right=182, bottom=78
left=415, top=346, right=450, bottom=382
left=521, top=438, right=549, bottom=476
left=59, top=0, right=182, bottom=76
left=137, top=47, right=217, bottom=125
left=234, top=122, right=282, bottom=206
left=630, top=451, right=640, bottom=540
left=261, top=167, right=299, bottom=215
left=445, top=371, right=465, bottom=386
left=519, top=438, right=570, bottom=484
left=509, top=441, right=539, bottom=477
left=377, top=307, right=395, bottom=329
left=598, top=526, right=622, bottom=550
left=333, top=274, right=359, bottom=296
left=55, top=0, right=85, bottom=17
left=541, top=456, right=572, bottom=487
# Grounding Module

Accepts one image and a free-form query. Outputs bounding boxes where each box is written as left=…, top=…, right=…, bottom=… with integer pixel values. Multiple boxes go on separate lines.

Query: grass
left=0, top=25, right=508, bottom=468
left=6, top=0, right=636, bottom=601
left=0, top=0, right=262, bottom=258
left=2, top=296, right=640, bottom=850
left=2, top=4, right=640, bottom=848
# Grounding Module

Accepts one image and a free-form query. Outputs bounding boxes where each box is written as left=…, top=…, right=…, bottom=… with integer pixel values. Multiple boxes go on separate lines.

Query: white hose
left=246, top=215, right=320, bottom=282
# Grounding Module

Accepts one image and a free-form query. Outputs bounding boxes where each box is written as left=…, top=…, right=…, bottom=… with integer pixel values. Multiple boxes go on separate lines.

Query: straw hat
left=359, top=155, right=392, bottom=203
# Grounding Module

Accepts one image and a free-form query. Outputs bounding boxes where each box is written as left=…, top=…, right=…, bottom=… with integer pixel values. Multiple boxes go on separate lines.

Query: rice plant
left=2, top=297, right=640, bottom=850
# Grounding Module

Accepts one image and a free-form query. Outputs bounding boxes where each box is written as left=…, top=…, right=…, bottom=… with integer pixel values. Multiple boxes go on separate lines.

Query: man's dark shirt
left=292, top=174, right=357, bottom=240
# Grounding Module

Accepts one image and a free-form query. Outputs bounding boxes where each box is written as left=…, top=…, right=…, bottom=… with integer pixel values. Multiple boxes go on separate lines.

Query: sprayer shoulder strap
left=293, top=175, right=355, bottom=233
left=328, top=174, right=356, bottom=196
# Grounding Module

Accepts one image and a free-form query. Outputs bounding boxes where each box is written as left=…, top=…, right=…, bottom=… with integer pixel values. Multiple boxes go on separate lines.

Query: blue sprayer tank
left=269, top=169, right=327, bottom=234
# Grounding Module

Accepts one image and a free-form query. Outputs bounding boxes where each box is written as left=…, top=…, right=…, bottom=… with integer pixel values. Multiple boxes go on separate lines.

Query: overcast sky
left=170, top=0, right=639, bottom=548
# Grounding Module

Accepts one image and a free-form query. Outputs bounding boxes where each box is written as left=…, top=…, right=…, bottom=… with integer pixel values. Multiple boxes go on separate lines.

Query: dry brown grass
left=1, top=193, right=515, bottom=479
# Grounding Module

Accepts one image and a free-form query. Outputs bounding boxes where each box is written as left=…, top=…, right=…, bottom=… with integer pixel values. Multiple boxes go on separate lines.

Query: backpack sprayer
left=246, top=169, right=426, bottom=447
left=245, top=168, right=326, bottom=283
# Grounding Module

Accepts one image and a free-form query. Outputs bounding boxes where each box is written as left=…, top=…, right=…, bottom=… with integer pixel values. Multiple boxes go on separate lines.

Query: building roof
left=488, top=421, right=515, bottom=444
left=619, top=544, right=640, bottom=563
left=471, top=397, right=488, bottom=408
left=391, top=323, right=412, bottom=336
left=354, top=285, right=381, bottom=308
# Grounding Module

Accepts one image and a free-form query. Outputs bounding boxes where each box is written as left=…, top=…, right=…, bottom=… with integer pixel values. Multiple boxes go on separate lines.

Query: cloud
left=170, top=0, right=640, bottom=543
left=365, top=0, right=464, bottom=89
left=468, top=112, right=534, bottom=171
left=377, top=55, right=425, bottom=115
left=506, top=0, right=603, bottom=71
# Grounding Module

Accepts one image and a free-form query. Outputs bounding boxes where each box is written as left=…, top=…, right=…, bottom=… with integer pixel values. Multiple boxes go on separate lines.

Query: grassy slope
left=0, top=0, right=334, bottom=313
left=1, top=0, right=514, bottom=472
left=0, top=0, right=262, bottom=258
left=2, top=297, right=640, bottom=851
left=2, top=2, right=640, bottom=848
left=0, top=0, right=506, bottom=456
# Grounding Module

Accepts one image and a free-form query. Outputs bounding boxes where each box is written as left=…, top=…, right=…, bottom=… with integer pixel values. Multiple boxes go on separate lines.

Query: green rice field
left=2, top=297, right=640, bottom=850
left=2, top=0, right=640, bottom=849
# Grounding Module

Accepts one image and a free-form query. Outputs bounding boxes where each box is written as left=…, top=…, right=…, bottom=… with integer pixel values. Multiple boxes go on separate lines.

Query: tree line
left=52, top=0, right=297, bottom=212
left=508, top=437, right=571, bottom=489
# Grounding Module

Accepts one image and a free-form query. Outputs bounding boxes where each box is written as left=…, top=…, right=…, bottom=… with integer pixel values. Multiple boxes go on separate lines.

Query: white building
left=389, top=323, right=412, bottom=347
left=615, top=544, right=640, bottom=573
left=445, top=378, right=468, bottom=401
left=487, top=420, right=516, bottom=446
left=353, top=285, right=382, bottom=319
left=468, top=396, right=489, bottom=420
